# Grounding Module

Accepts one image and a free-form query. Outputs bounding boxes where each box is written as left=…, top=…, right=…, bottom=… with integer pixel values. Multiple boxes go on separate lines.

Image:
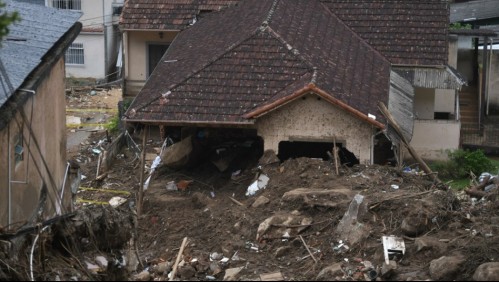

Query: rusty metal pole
left=137, top=126, right=148, bottom=217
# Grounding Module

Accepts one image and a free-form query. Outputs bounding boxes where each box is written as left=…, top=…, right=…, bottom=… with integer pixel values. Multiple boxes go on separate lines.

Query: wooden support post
left=333, top=136, right=339, bottom=175
left=378, top=102, right=441, bottom=185
left=137, top=126, right=148, bottom=217
left=169, top=237, right=188, bottom=281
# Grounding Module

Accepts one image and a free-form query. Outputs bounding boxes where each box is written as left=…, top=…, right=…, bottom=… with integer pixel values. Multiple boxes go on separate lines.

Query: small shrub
left=433, top=149, right=495, bottom=179
left=106, top=115, right=120, bottom=133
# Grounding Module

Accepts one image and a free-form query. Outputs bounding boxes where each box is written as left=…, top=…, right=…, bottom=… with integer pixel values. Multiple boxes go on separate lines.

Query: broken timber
left=378, top=102, right=442, bottom=185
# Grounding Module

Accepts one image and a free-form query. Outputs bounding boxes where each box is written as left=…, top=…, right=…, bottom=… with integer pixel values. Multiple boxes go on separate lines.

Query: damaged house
left=123, top=0, right=465, bottom=167
left=0, top=1, right=81, bottom=228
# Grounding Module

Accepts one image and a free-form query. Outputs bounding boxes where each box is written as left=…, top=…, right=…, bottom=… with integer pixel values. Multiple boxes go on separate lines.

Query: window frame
left=52, top=0, right=81, bottom=11
left=65, top=42, right=85, bottom=65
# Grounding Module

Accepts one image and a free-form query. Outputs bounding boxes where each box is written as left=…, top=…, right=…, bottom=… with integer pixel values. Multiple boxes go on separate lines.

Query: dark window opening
left=277, top=141, right=359, bottom=166
left=434, top=112, right=451, bottom=120
left=15, top=133, right=24, bottom=165
left=148, top=44, right=169, bottom=77
left=373, top=133, right=396, bottom=166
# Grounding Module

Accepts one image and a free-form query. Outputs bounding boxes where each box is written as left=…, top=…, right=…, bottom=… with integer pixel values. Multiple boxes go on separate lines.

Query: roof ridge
left=265, top=26, right=317, bottom=82
left=130, top=29, right=262, bottom=114
left=318, top=1, right=391, bottom=66
left=260, top=0, right=279, bottom=29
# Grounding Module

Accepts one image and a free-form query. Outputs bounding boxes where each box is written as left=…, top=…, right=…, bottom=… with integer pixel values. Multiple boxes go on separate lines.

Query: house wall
left=123, top=30, right=177, bottom=98
left=414, top=88, right=435, bottom=119
left=255, top=93, right=376, bottom=164
left=435, top=89, right=456, bottom=114
left=66, top=33, right=106, bottom=79
left=488, top=49, right=499, bottom=114
left=0, top=59, right=68, bottom=227
left=457, top=36, right=475, bottom=83
left=408, top=120, right=460, bottom=161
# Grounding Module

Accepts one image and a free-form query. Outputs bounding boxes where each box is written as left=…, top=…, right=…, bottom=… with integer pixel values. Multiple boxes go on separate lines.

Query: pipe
left=8, top=124, right=11, bottom=226
left=57, top=163, right=70, bottom=216
left=30, top=226, right=49, bottom=281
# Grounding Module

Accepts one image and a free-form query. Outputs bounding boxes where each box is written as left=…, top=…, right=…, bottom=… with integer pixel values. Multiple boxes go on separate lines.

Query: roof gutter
left=244, top=83, right=385, bottom=129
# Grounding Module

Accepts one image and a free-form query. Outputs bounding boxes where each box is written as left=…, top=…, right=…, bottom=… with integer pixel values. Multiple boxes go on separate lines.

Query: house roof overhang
left=243, top=83, right=385, bottom=130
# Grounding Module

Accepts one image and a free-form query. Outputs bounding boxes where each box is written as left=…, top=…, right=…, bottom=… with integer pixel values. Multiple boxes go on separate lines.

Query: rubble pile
left=2, top=132, right=499, bottom=281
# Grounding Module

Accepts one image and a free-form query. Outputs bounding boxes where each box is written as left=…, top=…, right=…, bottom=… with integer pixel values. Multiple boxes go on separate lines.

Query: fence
left=461, top=123, right=499, bottom=148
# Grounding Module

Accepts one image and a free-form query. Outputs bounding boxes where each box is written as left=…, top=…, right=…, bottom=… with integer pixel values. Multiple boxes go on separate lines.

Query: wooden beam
left=378, top=102, right=441, bottom=185
left=137, top=126, right=148, bottom=217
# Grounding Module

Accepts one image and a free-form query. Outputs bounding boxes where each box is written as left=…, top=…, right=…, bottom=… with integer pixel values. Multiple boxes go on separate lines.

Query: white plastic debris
left=382, top=235, right=406, bottom=264
left=109, top=196, right=127, bottom=208
left=245, top=174, right=270, bottom=196
left=166, top=181, right=178, bottom=191
left=391, top=184, right=399, bottom=190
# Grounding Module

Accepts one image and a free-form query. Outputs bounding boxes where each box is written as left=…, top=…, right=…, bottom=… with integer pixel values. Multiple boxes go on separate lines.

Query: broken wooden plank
left=260, top=272, right=284, bottom=281
left=299, top=235, right=317, bottom=263
left=169, top=237, right=188, bottom=281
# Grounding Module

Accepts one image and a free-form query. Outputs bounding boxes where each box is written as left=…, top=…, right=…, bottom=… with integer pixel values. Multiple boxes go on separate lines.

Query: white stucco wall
left=487, top=49, right=499, bottom=113
left=66, top=33, right=106, bottom=79
left=255, top=93, right=377, bottom=164
left=408, top=120, right=460, bottom=161
left=125, top=30, right=177, bottom=81
left=435, top=89, right=455, bottom=114
left=414, top=88, right=435, bottom=120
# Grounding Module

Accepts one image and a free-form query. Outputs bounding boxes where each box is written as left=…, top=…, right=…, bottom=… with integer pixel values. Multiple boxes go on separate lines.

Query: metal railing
left=461, top=123, right=499, bottom=147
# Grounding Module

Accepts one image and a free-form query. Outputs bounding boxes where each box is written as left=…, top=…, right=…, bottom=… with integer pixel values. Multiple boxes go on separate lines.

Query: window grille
left=52, top=0, right=81, bottom=10
left=65, top=43, right=84, bottom=65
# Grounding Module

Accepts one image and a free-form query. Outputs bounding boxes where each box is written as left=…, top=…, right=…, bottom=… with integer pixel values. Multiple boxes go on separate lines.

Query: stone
left=414, top=236, right=447, bottom=256
left=381, top=261, right=397, bottom=278
left=429, top=255, right=465, bottom=280
left=133, top=270, right=150, bottom=281
left=154, top=261, right=173, bottom=274
left=258, top=150, right=280, bottom=166
left=178, top=265, right=196, bottom=279
left=274, top=246, right=291, bottom=258
left=252, top=196, right=270, bottom=208
left=94, top=256, right=108, bottom=269
left=223, top=266, right=244, bottom=281
left=401, top=216, right=429, bottom=236
left=316, top=263, right=343, bottom=280
left=85, top=262, right=100, bottom=274
left=473, top=262, right=499, bottom=281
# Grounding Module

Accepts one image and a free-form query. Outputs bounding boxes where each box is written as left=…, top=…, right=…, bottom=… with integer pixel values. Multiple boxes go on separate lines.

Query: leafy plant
left=0, top=1, right=20, bottom=42
left=450, top=22, right=472, bottom=30
left=431, top=149, right=495, bottom=179
left=105, top=115, right=120, bottom=133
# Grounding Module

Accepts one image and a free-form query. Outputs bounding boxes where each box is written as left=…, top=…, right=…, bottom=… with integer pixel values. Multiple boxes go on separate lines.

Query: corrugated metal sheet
left=450, top=0, right=499, bottom=23
left=388, top=71, right=414, bottom=143
left=0, top=0, right=81, bottom=107
left=393, top=66, right=466, bottom=91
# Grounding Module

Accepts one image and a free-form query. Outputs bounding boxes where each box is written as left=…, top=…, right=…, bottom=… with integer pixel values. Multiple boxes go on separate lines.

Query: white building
left=46, top=0, right=124, bottom=82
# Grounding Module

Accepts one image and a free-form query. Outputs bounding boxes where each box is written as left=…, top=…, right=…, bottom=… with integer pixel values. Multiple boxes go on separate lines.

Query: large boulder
left=429, top=255, right=465, bottom=280
left=473, top=262, right=499, bottom=281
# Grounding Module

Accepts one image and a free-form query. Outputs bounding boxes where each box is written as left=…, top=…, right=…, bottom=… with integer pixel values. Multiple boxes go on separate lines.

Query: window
left=14, top=133, right=24, bottom=165
left=52, top=0, right=81, bottom=10
left=65, top=43, right=84, bottom=65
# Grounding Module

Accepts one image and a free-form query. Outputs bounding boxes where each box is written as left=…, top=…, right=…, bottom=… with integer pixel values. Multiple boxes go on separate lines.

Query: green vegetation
left=0, top=0, right=20, bottom=42
left=105, top=115, right=120, bottom=134
left=430, top=149, right=499, bottom=190
left=450, top=22, right=472, bottom=30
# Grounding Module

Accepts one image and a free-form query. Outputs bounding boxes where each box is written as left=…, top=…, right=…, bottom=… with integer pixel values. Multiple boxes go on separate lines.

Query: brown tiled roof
left=321, top=0, right=450, bottom=66
left=120, top=0, right=241, bottom=30
left=125, top=0, right=391, bottom=126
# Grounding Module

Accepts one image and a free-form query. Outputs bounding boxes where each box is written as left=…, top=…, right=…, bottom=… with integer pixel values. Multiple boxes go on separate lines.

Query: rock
left=429, top=255, right=465, bottom=280
left=335, top=194, right=369, bottom=246
left=223, top=266, right=244, bottom=281
left=252, top=196, right=270, bottom=208
left=133, top=270, right=150, bottom=281
left=299, top=172, right=308, bottom=179
left=414, top=236, right=447, bottom=256
left=316, top=263, right=343, bottom=280
left=473, top=262, right=499, bottom=281
left=85, top=262, right=100, bottom=274
left=401, top=216, right=429, bottom=236
left=381, top=261, right=397, bottom=278
left=94, top=256, right=108, bottom=269
left=178, top=265, right=196, bottom=279
left=275, top=246, right=291, bottom=258
left=259, top=150, right=280, bottom=166
left=153, top=261, right=173, bottom=274
left=210, top=262, right=222, bottom=275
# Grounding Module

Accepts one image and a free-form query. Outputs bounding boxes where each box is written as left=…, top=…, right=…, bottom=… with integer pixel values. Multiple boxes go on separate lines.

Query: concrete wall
left=457, top=36, right=475, bottom=83
left=414, top=88, right=435, bottom=120
left=487, top=49, right=499, bottom=114
left=123, top=30, right=177, bottom=97
left=408, top=120, right=460, bottom=161
left=435, top=89, right=456, bottom=114
left=255, top=93, right=376, bottom=164
left=0, top=59, right=68, bottom=227
left=66, top=33, right=106, bottom=79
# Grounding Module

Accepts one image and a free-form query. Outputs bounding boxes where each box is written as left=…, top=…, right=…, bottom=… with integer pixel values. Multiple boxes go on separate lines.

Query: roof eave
left=244, top=83, right=385, bottom=129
